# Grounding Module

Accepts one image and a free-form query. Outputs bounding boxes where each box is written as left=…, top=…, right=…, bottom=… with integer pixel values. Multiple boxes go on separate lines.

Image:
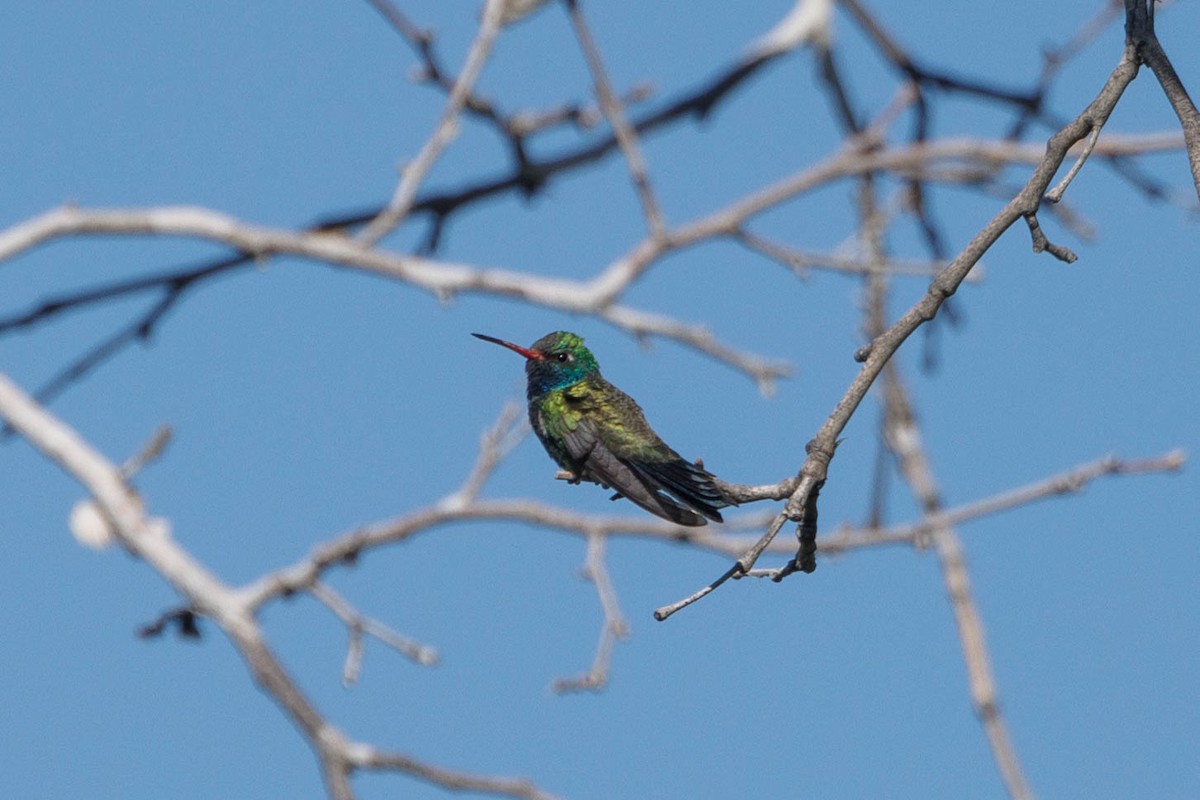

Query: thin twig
left=820, top=449, right=1186, bottom=555
left=879, top=363, right=1031, bottom=800
left=311, top=582, right=439, bottom=686
left=1127, top=0, right=1200, bottom=200
left=509, top=83, right=656, bottom=136
left=1046, top=120, right=1102, bottom=202
left=120, top=425, right=174, bottom=480
left=652, top=561, right=744, bottom=622
left=444, top=400, right=528, bottom=510
left=565, top=0, right=666, bottom=236
left=350, top=747, right=564, bottom=800
left=553, top=533, right=630, bottom=693
left=358, top=0, right=508, bottom=245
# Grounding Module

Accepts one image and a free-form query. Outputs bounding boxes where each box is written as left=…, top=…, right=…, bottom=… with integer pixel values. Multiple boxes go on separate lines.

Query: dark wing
left=559, top=418, right=711, bottom=527
left=624, top=457, right=728, bottom=524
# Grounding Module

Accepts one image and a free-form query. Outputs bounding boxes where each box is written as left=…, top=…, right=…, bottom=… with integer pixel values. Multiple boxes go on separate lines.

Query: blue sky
left=1, top=2, right=1197, bottom=798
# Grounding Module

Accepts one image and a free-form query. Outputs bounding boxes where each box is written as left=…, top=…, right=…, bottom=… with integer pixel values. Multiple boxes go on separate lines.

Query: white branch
left=0, top=371, right=561, bottom=800
left=358, top=0, right=508, bottom=245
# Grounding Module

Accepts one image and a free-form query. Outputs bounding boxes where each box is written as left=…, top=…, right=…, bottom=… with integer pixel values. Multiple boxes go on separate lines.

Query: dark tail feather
left=608, top=485, right=709, bottom=526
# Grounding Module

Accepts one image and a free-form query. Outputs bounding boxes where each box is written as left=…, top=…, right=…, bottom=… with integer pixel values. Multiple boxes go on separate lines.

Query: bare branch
left=1127, top=0, right=1200, bottom=199
left=121, top=425, right=174, bottom=480
left=233, top=445, right=1185, bottom=623
left=444, top=400, right=529, bottom=510
left=0, top=371, right=345, bottom=784
left=820, top=450, right=1186, bottom=555
left=310, top=582, right=439, bottom=686
left=565, top=0, right=667, bottom=236
left=1045, top=121, right=1103, bottom=203
left=553, top=533, right=630, bottom=693
left=350, top=747, right=564, bottom=800
left=358, top=0, right=508, bottom=245
left=1, top=129, right=1179, bottom=405
left=761, top=47, right=1146, bottom=574
left=0, top=205, right=790, bottom=385
left=1024, top=211, right=1078, bottom=263
left=652, top=560, right=747, bottom=622
left=878, top=362, right=1031, bottom=799
left=0, top=371, right=571, bottom=800
left=734, top=228, right=970, bottom=280
left=6, top=4, right=1195, bottom=798
left=509, top=83, right=656, bottom=136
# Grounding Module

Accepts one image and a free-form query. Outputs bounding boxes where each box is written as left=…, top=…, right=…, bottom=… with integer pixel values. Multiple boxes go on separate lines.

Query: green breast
left=533, top=376, right=668, bottom=464
left=531, top=388, right=583, bottom=471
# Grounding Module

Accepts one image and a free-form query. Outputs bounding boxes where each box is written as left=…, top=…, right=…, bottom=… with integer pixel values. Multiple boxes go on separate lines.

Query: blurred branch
left=572, top=132, right=1184, bottom=309
left=553, top=533, right=630, bottom=693
left=734, top=229, right=971, bottom=280
left=120, top=425, right=174, bottom=480
left=358, top=0, right=507, bottom=245
left=0, top=130, right=1179, bottom=406
left=138, top=606, right=202, bottom=640
left=349, top=749, right=563, bottom=800
left=444, top=400, right=529, bottom=509
left=310, top=581, right=439, bottom=686
left=508, top=82, right=656, bottom=136
left=316, top=0, right=836, bottom=244
left=0, top=371, right=345, bottom=794
left=820, top=449, right=1186, bottom=555
left=877, top=356, right=1030, bottom=798
left=366, top=0, right=652, bottom=154
left=0, top=371, right=557, bottom=800
left=565, top=0, right=666, bottom=236
left=0, top=205, right=791, bottom=388
left=366, top=0, right=509, bottom=126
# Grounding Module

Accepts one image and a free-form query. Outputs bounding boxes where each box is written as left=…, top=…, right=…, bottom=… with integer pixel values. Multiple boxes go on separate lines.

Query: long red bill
left=471, top=332, right=544, bottom=360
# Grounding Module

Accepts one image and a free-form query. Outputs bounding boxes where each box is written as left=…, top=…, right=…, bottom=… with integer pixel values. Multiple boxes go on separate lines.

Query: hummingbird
left=472, top=331, right=730, bottom=526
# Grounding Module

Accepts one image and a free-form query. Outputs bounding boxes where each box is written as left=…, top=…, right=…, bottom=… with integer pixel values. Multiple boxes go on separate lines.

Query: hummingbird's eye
left=555, top=352, right=570, bottom=363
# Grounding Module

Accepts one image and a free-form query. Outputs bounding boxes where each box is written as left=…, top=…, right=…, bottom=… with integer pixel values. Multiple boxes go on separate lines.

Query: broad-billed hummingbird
left=473, top=331, right=730, bottom=526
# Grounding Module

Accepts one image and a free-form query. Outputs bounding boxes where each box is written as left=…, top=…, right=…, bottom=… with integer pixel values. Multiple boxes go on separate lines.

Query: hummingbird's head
left=472, top=330, right=599, bottom=397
